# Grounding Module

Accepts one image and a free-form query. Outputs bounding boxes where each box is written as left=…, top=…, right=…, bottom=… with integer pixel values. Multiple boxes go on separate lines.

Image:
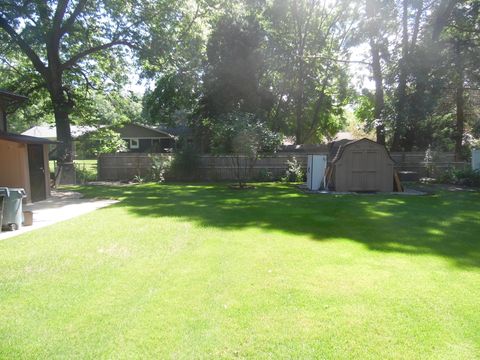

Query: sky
left=349, top=43, right=376, bottom=91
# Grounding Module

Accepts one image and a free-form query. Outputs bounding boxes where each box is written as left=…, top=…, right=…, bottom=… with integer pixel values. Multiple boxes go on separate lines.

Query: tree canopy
left=1, top=0, right=479, bottom=159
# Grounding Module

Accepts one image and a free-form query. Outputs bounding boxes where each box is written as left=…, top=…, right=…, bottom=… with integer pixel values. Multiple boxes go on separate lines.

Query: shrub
left=170, top=146, right=200, bottom=180
left=208, top=112, right=282, bottom=187
left=437, top=167, right=480, bottom=187
left=282, top=157, right=304, bottom=183
left=77, top=128, right=127, bottom=157
left=133, top=174, right=145, bottom=184
left=75, top=163, right=96, bottom=184
left=454, top=168, right=480, bottom=187
left=437, top=167, right=456, bottom=184
left=256, top=168, right=275, bottom=182
left=149, top=155, right=172, bottom=183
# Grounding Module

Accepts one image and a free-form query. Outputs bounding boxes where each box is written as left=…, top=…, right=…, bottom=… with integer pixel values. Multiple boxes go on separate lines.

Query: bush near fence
left=97, top=152, right=468, bottom=182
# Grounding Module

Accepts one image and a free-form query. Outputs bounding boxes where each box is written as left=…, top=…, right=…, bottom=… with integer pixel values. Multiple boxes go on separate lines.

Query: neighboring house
left=22, top=124, right=96, bottom=159
left=22, top=124, right=96, bottom=140
left=114, top=123, right=175, bottom=153
left=157, top=125, right=194, bottom=140
left=24, top=123, right=180, bottom=154
left=0, top=90, right=54, bottom=203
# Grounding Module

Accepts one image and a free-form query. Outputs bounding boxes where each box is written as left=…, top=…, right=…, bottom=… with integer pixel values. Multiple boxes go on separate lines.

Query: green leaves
left=201, top=14, right=272, bottom=118
left=263, top=0, right=353, bottom=143
left=209, top=112, right=282, bottom=155
left=143, top=71, right=200, bottom=126
left=77, top=128, right=127, bottom=157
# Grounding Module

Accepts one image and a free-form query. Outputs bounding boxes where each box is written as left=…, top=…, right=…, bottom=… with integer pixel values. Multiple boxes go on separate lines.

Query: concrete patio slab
left=0, top=190, right=118, bottom=241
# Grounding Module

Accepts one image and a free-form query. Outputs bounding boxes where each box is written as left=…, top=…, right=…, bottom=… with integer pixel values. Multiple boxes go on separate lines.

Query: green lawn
left=1, top=183, right=479, bottom=359
left=49, top=159, right=97, bottom=182
left=49, top=159, right=97, bottom=173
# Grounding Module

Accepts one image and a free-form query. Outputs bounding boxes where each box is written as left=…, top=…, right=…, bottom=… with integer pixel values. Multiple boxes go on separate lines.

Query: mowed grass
left=49, top=159, right=97, bottom=173
left=49, top=159, right=97, bottom=182
left=0, top=183, right=479, bottom=359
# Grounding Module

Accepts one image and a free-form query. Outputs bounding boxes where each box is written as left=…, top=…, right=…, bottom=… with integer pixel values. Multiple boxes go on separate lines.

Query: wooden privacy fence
left=390, top=152, right=468, bottom=177
left=98, top=153, right=310, bottom=181
left=97, top=152, right=469, bottom=181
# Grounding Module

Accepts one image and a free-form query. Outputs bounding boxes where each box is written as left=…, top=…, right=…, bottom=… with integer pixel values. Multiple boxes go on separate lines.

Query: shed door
left=350, top=150, right=379, bottom=191
left=28, top=144, right=47, bottom=202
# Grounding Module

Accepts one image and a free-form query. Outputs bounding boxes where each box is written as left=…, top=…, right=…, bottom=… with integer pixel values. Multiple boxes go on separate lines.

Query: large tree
left=200, top=14, right=273, bottom=118
left=363, top=0, right=397, bottom=145
left=0, top=0, right=198, bottom=179
left=264, top=0, right=355, bottom=144
left=444, top=1, right=480, bottom=159
left=0, top=0, right=146, bottom=178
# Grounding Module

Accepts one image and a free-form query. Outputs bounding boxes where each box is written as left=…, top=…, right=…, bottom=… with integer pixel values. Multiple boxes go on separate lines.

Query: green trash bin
left=0, top=187, right=26, bottom=231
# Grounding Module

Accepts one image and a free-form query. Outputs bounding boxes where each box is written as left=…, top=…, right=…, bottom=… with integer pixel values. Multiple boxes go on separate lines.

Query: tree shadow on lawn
left=77, top=183, right=480, bottom=268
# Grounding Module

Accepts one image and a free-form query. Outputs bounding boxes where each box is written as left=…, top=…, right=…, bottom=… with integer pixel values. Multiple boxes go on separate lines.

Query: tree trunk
left=366, top=0, right=386, bottom=145
left=370, top=38, right=385, bottom=145
left=293, top=2, right=306, bottom=145
left=454, top=40, right=465, bottom=161
left=391, top=0, right=409, bottom=151
left=48, top=79, right=75, bottom=184
left=295, top=60, right=305, bottom=144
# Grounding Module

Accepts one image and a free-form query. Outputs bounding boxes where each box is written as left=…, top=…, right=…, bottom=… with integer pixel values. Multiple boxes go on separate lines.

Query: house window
left=130, top=138, right=139, bottom=149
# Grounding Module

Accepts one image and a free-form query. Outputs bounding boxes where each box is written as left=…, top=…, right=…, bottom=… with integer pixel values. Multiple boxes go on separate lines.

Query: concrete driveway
left=0, top=190, right=118, bottom=241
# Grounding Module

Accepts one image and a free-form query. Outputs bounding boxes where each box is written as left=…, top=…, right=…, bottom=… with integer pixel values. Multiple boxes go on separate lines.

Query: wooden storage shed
left=331, top=138, right=395, bottom=192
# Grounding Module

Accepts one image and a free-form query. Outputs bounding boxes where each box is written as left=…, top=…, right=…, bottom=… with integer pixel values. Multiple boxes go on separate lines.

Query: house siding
left=124, top=138, right=175, bottom=153
left=116, top=123, right=171, bottom=138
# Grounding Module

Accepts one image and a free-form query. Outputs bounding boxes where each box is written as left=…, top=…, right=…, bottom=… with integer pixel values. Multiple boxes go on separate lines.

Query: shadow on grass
left=72, top=183, right=480, bottom=268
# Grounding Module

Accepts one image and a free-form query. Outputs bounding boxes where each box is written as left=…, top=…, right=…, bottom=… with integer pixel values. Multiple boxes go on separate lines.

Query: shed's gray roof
left=332, top=138, right=395, bottom=163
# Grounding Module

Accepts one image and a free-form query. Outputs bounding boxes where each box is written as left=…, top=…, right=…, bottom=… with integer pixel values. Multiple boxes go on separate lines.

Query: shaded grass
left=0, top=183, right=479, bottom=359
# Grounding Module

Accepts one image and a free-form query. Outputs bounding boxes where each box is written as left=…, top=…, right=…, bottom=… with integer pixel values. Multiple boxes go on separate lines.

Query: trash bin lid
left=10, top=188, right=26, bottom=198
left=0, top=187, right=26, bottom=197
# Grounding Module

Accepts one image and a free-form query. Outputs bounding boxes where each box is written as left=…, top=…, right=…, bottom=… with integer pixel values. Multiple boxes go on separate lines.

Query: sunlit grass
left=49, top=159, right=97, bottom=173
left=0, top=183, right=479, bottom=359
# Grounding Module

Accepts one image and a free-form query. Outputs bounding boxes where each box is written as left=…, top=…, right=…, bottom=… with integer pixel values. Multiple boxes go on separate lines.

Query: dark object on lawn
left=398, top=171, right=420, bottom=182
left=0, top=187, right=26, bottom=231
left=327, top=138, right=397, bottom=192
left=228, top=184, right=256, bottom=190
